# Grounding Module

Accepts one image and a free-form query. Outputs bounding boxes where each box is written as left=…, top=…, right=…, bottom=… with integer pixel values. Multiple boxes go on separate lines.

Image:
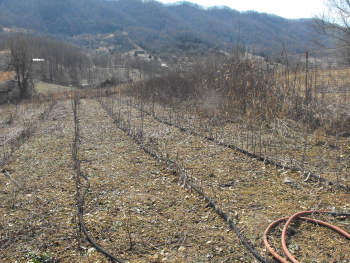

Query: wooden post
left=305, top=51, right=310, bottom=105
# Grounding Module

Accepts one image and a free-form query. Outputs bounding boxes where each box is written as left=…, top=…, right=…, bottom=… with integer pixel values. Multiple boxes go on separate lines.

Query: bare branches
left=7, top=34, right=34, bottom=99
left=315, top=0, right=350, bottom=64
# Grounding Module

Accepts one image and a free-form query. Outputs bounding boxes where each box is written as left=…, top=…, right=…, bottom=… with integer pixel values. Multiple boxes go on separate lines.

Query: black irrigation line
left=0, top=99, right=56, bottom=168
left=71, top=96, right=124, bottom=263
left=125, top=98, right=349, bottom=191
left=99, top=98, right=271, bottom=263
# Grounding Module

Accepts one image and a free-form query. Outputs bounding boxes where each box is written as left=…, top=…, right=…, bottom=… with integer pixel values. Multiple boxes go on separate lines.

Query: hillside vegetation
left=0, top=0, right=329, bottom=56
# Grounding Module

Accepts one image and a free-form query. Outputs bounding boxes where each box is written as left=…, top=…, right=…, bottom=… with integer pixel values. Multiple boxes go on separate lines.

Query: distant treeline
left=0, top=0, right=331, bottom=56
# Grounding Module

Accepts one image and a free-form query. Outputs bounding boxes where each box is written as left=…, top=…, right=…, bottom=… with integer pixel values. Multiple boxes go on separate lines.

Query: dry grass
left=34, top=82, right=126, bottom=104
left=35, top=81, right=74, bottom=94
left=277, top=66, right=350, bottom=104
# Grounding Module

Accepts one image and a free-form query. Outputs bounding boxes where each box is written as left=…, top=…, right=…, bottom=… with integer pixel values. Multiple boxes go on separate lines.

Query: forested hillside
left=0, top=0, right=328, bottom=55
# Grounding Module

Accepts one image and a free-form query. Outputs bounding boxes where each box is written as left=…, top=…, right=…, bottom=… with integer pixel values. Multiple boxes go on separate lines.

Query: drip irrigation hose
left=264, top=210, right=350, bottom=263
left=128, top=99, right=348, bottom=190
left=102, top=98, right=350, bottom=263
left=99, top=99, right=270, bottom=263
left=72, top=97, right=124, bottom=263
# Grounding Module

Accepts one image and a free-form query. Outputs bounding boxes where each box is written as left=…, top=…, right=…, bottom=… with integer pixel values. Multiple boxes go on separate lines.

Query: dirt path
left=105, top=96, right=350, bottom=262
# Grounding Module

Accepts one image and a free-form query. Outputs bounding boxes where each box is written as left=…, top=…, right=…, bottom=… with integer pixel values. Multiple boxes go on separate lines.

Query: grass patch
left=35, top=81, right=74, bottom=95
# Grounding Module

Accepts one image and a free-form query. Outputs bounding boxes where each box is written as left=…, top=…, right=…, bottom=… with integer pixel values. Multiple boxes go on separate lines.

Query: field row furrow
left=101, top=95, right=350, bottom=262
left=77, top=98, right=260, bottom=262
left=0, top=100, right=80, bottom=262
left=117, top=94, right=349, bottom=188
left=0, top=97, right=56, bottom=168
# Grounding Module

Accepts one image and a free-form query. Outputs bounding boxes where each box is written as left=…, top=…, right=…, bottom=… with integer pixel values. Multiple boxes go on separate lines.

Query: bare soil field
left=101, top=95, right=350, bottom=262
left=117, top=94, right=350, bottom=189
left=0, top=99, right=252, bottom=262
left=0, top=95, right=349, bottom=263
left=0, top=100, right=54, bottom=166
left=0, top=100, right=77, bottom=262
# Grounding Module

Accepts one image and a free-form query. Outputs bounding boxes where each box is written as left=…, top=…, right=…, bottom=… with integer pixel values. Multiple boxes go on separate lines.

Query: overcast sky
left=157, top=0, right=328, bottom=19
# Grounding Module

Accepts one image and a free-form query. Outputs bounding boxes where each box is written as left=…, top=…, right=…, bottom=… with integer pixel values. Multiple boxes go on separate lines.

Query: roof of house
left=0, top=72, right=15, bottom=82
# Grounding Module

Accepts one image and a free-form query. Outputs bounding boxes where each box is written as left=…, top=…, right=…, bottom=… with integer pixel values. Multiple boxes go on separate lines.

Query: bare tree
left=313, top=1, right=350, bottom=64
left=317, top=1, right=350, bottom=44
left=8, top=34, right=34, bottom=99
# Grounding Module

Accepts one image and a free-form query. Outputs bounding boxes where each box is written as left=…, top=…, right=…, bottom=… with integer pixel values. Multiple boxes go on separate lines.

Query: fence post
left=305, top=51, right=310, bottom=105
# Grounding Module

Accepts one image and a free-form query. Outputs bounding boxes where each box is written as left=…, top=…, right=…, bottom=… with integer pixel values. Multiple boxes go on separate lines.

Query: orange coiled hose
left=264, top=210, right=350, bottom=263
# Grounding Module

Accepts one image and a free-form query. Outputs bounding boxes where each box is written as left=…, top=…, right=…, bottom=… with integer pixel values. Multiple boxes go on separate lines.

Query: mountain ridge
left=0, top=0, right=327, bottom=56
